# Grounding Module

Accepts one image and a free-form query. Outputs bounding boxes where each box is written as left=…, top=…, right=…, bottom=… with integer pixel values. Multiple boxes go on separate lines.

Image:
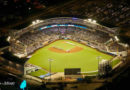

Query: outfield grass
left=110, top=59, right=121, bottom=68
left=29, top=69, right=47, bottom=77
left=28, top=40, right=113, bottom=76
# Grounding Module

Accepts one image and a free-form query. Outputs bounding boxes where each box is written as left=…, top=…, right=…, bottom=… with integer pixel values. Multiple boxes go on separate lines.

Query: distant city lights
left=28, top=7, right=31, bottom=10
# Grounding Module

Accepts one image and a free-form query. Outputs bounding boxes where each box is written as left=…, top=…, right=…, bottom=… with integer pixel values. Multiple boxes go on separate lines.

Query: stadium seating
left=9, top=17, right=127, bottom=57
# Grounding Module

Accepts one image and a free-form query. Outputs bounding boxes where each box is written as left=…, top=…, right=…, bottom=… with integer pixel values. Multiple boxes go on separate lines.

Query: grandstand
left=7, top=17, right=128, bottom=80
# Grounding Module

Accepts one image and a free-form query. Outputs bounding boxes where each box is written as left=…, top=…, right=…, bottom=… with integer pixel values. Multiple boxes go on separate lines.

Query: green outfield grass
left=110, top=59, right=121, bottom=68
left=29, top=69, right=47, bottom=77
left=28, top=40, right=114, bottom=76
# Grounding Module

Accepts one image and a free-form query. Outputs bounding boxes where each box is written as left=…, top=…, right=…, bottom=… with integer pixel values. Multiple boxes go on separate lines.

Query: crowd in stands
left=108, top=42, right=125, bottom=52
left=10, top=25, right=126, bottom=56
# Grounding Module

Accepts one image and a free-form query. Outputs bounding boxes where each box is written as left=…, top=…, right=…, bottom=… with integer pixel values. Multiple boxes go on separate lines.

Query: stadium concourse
left=7, top=17, right=128, bottom=81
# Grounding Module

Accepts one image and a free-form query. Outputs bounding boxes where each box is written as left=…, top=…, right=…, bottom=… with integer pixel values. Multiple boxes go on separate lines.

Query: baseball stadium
left=7, top=17, right=128, bottom=80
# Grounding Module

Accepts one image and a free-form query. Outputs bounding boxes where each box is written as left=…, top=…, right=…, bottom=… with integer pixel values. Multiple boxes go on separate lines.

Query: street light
left=96, top=56, right=102, bottom=72
left=48, top=59, right=54, bottom=81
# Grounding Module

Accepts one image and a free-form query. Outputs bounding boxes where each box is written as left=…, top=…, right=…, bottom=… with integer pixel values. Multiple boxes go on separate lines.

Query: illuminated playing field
left=28, top=40, right=114, bottom=76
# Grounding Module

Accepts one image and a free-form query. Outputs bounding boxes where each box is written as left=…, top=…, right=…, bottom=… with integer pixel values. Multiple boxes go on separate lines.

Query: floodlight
left=115, top=36, right=119, bottom=41
left=16, top=40, right=20, bottom=43
left=36, top=19, right=40, bottom=23
left=92, top=20, right=97, bottom=23
left=84, top=19, right=87, bottom=22
left=40, top=20, right=44, bottom=22
left=32, top=21, right=36, bottom=25
left=125, top=44, right=128, bottom=47
left=88, top=19, right=92, bottom=22
left=7, top=36, right=11, bottom=42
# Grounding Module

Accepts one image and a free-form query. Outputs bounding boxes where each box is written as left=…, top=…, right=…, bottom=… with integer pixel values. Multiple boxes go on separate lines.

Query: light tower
left=48, top=59, right=54, bottom=81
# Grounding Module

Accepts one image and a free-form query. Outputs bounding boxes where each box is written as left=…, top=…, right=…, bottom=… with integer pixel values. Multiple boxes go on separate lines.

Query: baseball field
left=28, top=40, right=114, bottom=76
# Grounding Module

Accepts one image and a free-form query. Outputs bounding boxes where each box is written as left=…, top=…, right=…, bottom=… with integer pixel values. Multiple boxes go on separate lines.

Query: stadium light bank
left=31, top=19, right=44, bottom=26
left=48, top=59, right=54, bottom=81
left=84, top=19, right=97, bottom=24
left=7, top=36, right=11, bottom=42
left=115, top=36, right=119, bottom=42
